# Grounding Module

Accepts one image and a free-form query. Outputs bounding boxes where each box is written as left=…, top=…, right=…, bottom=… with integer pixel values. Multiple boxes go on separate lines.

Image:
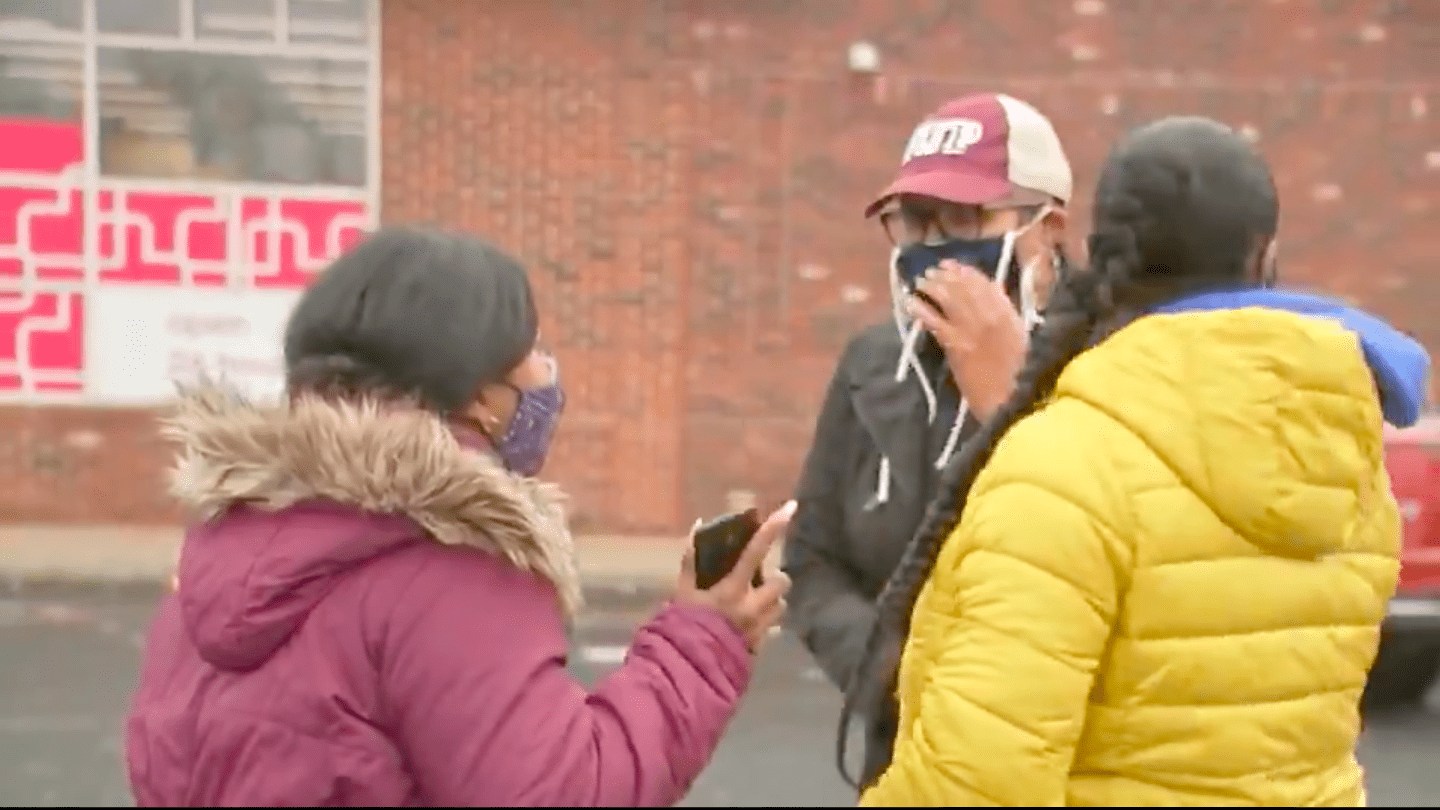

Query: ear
left=1040, top=205, right=1069, bottom=247
left=1262, top=237, right=1278, bottom=267
left=1258, top=236, right=1279, bottom=286
left=464, top=389, right=506, bottom=434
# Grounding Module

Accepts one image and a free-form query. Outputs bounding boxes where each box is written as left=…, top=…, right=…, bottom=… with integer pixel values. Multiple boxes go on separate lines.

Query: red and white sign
left=0, top=117, right=369, bottom=401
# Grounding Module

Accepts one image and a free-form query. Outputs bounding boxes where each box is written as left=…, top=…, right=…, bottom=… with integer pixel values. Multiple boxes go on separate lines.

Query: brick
left=3, top=0, right=1435, bottom=535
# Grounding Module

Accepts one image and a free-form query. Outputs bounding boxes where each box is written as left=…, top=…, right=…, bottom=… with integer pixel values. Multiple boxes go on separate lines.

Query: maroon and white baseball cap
left=865, top=93, right=1073, bottom=217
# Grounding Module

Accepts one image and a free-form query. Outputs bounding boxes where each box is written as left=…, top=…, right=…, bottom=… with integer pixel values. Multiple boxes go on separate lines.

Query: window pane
left=196, top=0, right=277, bottom=43
left=96, top=0, right=182, bottom=37
left=97, top=48, right=367, bottom=185
left=0, top=40, right=82, bottom=122
left=0, top=0, right=83, bottom=32
left=289, top=0, right=367, bottom=45
left=0, top=38, right=85, bottom=398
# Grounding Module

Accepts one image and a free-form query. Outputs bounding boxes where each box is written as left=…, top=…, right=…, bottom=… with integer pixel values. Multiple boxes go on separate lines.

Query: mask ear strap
left=887, top=246, right=936, bottom=420
left=888, top=245, right=908, bottom=331
left=1033, top=246, right=1068, bottom=324
left=995, top=204, right=1049, bottom=292
left=1014, top=206, right=1058, bottom=325
left=1019, top=258, right=1038, bottom=326
left=994, top=230, right=1017, bottom=288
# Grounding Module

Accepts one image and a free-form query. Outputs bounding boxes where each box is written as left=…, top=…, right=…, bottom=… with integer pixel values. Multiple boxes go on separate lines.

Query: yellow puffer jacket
left=860, top=306, right=1411, bottom=807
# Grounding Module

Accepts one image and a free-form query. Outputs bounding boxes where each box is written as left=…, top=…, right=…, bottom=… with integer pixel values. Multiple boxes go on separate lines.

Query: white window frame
left=0, top=0, right=382, bottom=404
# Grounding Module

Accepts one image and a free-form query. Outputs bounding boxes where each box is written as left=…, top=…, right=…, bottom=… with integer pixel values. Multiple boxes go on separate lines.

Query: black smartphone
left=692, top=507, right=764, bottom=589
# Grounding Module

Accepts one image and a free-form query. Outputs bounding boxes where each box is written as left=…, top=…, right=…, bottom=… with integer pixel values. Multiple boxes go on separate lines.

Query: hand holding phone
left=691, top=508, right=764, bottom=590
left=675, top=501, right=795, bottom=653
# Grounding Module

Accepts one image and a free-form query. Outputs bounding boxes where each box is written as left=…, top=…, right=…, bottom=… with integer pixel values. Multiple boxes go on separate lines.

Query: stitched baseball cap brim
left=863, top=169, right=1014, bottom=218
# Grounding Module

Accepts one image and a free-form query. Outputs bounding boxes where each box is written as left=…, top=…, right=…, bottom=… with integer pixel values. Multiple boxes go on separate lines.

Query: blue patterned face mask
left=893, top=235, right=1009, bottom=293
left=495, top=357, right=565, bottom=478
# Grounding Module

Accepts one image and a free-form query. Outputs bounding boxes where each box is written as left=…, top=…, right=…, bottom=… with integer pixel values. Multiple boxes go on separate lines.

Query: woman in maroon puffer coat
left=125, top=226, right=791, bottom=807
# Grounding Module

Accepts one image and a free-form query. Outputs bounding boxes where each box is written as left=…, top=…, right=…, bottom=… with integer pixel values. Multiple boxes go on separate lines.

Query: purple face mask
left=495, top=358, right=565, bottom=478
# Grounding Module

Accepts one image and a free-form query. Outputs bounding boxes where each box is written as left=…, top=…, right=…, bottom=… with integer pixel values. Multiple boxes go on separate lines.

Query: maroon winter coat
left=125, top=386, right=753, bottom=806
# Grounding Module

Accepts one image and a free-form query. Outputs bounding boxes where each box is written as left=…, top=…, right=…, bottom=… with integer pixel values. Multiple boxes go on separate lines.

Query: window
left=0, top=40, right=83, bottom=122
left=96, top=0, right=182, bottom=37
left=0, top=0, right=378, bottom=401
left=0, top=1, right=84, bottom=32
left=97, top=48, right=367, bottom=184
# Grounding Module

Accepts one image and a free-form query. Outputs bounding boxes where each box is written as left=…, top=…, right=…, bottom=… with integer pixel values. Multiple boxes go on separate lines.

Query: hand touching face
left=909, top=260, right=1029, bottom=421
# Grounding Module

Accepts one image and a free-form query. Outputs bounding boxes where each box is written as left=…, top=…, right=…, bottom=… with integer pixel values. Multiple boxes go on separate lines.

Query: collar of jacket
left=1150, top=285, right=1429, bottom=427
left=161, top=379, right=583, bottom=616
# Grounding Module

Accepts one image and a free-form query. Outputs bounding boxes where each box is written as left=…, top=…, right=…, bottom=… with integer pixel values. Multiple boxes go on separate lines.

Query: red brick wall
left=2, top=0, right=1435, bottom=534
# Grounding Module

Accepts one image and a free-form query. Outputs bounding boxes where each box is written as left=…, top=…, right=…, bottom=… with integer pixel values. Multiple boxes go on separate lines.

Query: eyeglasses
left=879, top=199, right=975, bottom=246
left=878, top=198, right=1046, bottom=246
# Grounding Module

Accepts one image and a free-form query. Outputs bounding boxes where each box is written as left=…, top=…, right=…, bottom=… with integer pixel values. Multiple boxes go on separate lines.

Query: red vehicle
left=1366, top=414, right=1440, bottom=708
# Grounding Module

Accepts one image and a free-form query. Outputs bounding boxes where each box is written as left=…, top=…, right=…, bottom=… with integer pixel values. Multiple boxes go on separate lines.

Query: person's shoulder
left=964, top=396, right=1145, bottom=550
left=832, top=321, right=904, bottom=381
left=844, top=321, right=903, bottom=354
left=348, top=538, right=569, bottom=633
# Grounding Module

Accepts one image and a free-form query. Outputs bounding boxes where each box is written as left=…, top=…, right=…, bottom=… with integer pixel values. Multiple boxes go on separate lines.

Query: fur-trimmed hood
left=165, top=382, right=582, bottom=622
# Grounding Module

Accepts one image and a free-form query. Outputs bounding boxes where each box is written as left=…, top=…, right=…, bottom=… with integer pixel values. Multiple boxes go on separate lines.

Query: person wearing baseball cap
left=783, top=92, right=1075, bottom=735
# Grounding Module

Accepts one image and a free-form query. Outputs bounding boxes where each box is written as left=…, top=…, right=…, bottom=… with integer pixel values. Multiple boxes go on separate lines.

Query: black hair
left=837, top=116, right=1281, bottom=790
left=283, top=225, right=539, bottom=412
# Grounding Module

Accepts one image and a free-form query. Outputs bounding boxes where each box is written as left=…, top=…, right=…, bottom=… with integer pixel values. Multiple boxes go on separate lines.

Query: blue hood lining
left=1151, top=288, right=1431, bottom=428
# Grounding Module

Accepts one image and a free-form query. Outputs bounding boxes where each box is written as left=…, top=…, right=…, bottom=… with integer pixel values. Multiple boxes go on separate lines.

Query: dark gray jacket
left=782, top=322, right=975, bottom=689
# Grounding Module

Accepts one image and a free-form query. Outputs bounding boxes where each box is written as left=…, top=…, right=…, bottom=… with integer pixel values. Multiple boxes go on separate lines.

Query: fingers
left=678, top=539, right=697, bottom=580
left=678, top=517, right=701, bottom=576
left=746, top=571, right=790, bottom=639
left=744, top=598, right=788, bottom=650
left=947, top=260, right=1013, bottom=317
left=937, top=258, right=988, bottom=284
left=747, top=602, right=789, bottom=651
left=724, top=500, right=796, bottom=587
left=931, top=261, right=985, bottom=317
left=913, top=261, right=1020, bottom=355
left=913, top=262, right=974, bottom=339
left=931, top=260, right=1002, bottom=297
left=916, top=270, right=954, bottom=314
left=754, top=568, right=791, bottom=603
left=905, top=294, right=950, bottom=340
left=755, top=596, right=787, bottom=629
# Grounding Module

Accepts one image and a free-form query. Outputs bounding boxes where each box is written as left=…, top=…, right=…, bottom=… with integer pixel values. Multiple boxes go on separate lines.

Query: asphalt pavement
left=2, top=585, right=1439, bottom=807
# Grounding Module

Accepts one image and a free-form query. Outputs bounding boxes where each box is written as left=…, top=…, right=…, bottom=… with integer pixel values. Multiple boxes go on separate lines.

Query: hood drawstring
left=874, top=231, right=1044, bottom=505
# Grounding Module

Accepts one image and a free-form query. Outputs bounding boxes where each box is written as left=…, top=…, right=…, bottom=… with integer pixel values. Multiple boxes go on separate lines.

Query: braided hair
left=837, top=116, right=1281, bottom=790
